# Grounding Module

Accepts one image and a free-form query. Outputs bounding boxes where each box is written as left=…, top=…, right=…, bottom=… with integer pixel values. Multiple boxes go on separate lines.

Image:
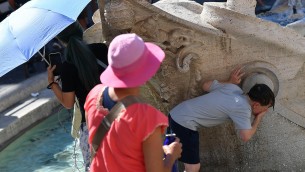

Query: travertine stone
left=83, top=22, right=104, bottom=44
left=201, top=2, right=305, bottom=54
left=226, top=0, right=256, bottom=16
left=92, top=10, right=100, bottom=24
left=104, top=0, right=135, bottom=30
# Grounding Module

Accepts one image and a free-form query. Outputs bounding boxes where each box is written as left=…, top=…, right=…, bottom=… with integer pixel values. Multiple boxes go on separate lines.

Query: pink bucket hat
left=100, top=33, right=165, bottom=88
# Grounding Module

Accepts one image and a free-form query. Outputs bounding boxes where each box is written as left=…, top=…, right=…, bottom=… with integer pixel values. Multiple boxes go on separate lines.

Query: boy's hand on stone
left=229, top=66, right=245, bottom=85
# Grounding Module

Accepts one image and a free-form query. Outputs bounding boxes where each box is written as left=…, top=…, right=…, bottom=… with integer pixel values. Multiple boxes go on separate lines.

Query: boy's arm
left=202, top=80, right=213, bottom=92
left=202, top=66, right=245, bottom=92
left=238, top=111, right=267, bottom=142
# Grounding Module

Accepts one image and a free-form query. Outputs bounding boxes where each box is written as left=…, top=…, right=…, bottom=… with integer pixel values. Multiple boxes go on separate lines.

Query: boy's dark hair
left=247, top=84, right=275, bottom=110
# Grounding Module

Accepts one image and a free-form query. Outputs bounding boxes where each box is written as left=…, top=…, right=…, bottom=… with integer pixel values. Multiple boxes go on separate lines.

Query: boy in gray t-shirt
left=169, top=67, right=275, bottom=172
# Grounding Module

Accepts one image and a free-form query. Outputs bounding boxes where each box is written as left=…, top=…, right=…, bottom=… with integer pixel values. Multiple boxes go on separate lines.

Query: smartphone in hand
left=163, top=133, right=179, bottom=172
left=49, top=52, right=62, bottom=76
left=164, top=133, right=176, bottom=145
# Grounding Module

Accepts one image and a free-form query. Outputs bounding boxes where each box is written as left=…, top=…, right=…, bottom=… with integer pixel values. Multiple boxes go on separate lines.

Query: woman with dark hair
left=47, top=21, right=107, bottom=171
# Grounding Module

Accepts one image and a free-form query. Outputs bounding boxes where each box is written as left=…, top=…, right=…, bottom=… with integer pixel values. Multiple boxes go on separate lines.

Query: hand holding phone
left=163, top=133, right=181, bottom=172
left=48, top=52, right=62, bottom=76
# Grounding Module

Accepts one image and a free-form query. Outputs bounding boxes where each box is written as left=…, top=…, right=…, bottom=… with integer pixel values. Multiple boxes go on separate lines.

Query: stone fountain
left=84, top=0, right=305, bottom=171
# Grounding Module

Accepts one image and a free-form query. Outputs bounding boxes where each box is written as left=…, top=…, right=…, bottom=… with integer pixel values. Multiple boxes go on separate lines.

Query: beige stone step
left=0, top=89, right=60, bottom=151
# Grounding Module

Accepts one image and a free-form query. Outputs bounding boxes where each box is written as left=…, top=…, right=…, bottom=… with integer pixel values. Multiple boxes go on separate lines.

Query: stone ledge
left=0, top=72, right=48, bottom=113
left=0, top=89, right=60, bottom=151
left=277, top=99, right=305, bottom=128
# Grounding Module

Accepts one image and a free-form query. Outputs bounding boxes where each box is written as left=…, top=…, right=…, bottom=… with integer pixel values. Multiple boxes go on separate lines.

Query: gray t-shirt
left=170, top=80, right=252, bottom=131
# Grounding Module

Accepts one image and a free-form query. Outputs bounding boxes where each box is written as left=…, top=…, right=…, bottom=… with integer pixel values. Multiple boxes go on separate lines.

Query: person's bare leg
left=184, top=163, right=200, bottom=172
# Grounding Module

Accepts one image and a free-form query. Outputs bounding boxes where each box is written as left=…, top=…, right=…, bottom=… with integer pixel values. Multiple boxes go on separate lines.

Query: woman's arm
left=48, top=65, right=75, bottom=109
left=143, top=127, right=182, bottom=172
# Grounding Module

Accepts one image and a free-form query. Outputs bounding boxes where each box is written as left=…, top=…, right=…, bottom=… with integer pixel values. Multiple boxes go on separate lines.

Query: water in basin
left=0, top=108, right=85, bottom=172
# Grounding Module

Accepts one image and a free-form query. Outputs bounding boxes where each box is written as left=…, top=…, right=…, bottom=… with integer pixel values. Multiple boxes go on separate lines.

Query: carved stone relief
left=129, top=14, right=206, bottom=110
left=132, top=14, right=168, bottom=43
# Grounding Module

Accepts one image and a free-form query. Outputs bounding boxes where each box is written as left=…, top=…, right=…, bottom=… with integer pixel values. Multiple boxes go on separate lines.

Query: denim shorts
left=168, top=114, right=200, bottom=164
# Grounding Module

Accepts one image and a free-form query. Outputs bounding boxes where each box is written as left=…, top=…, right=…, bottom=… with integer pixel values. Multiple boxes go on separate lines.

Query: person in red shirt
left=85, top=33, right=182, bottom=172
